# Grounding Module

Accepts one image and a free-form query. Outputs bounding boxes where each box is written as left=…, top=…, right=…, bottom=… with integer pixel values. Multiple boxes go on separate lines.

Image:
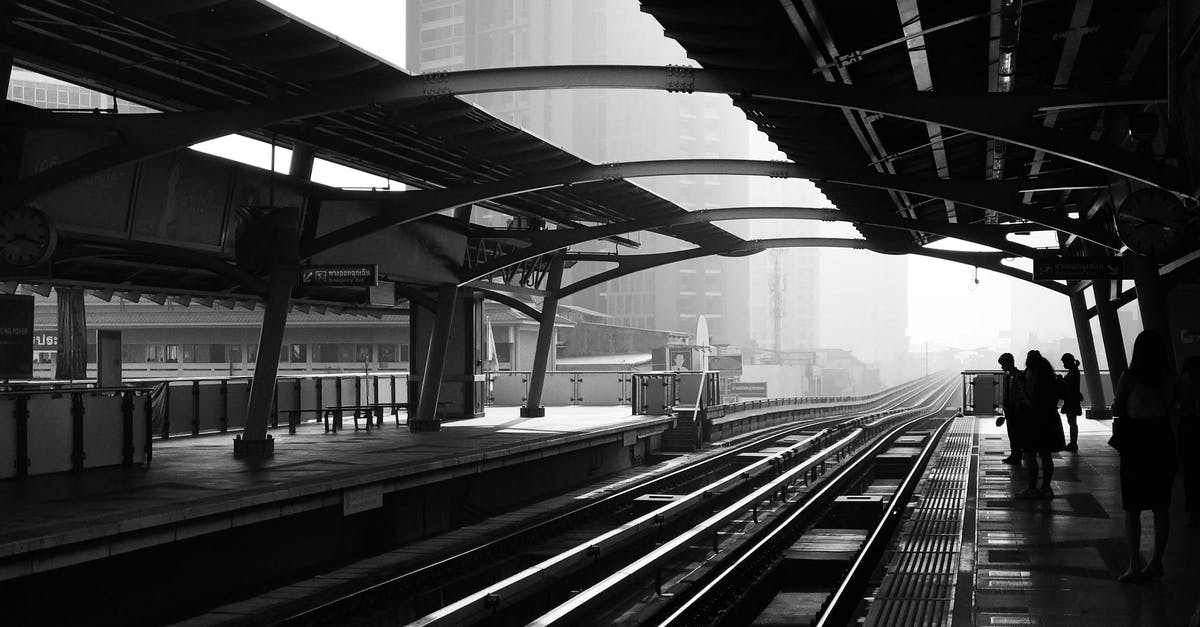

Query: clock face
left=1115, top=188, right=1192, bottom=259
left=0, top=206, right=57, bottom=268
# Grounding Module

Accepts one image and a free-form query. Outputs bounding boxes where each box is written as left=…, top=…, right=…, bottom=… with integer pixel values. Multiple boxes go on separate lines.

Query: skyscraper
left=407, top=0, right=756, bottom=345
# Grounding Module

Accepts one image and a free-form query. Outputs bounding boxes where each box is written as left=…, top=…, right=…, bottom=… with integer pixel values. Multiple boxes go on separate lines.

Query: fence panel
left=491, top=372, right=528, bottom=405
left=575, top=372, right=627, bottom=405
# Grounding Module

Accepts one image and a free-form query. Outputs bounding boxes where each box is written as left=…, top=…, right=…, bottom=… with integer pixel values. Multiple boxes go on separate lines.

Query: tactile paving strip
left=864, top=416, right=974, bottom=627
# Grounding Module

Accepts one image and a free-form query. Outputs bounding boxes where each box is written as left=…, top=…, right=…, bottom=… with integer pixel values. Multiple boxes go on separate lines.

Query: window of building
left=228, top=344, right=242, bottom=364
left=377, top=344, right=397, bottom=363
left=355, top=344, right=373, bottom=362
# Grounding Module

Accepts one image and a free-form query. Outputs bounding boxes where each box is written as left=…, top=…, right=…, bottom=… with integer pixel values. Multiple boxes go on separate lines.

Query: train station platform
left=0, top=406, right=672, bottom=597
left=874, top=414, right=1200, bottom=627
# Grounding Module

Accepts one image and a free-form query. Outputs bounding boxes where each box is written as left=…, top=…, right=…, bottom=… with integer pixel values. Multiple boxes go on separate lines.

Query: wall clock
left=0, top=205, right=57, bottom=268
left=1114, top=187, right=1192, bottom=258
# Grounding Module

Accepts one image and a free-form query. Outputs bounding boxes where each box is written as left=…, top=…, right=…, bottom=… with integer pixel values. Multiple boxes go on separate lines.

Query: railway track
left=270, top=374, right=957, bottom=626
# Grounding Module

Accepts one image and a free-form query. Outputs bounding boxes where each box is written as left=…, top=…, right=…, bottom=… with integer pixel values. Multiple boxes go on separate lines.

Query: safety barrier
left=0, top=386, right=154, bottom=480
left=142, top=372, right=408, bottom=438
left=488, top=371, right=635, bottom=407
left=960, top=369, right=1113, bottom=416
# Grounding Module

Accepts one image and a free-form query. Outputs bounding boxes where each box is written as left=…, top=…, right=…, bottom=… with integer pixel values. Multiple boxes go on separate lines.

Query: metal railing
left=1, top=385, right=154, bottom=479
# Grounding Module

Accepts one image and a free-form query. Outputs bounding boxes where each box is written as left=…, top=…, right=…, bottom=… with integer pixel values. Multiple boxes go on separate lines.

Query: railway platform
left=870, top=414, right=1200, bottom=627
left=0, top=405, right=673, bottom=624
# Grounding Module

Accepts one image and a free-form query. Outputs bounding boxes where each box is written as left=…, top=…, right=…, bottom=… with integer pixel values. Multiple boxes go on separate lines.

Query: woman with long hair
left=1112, top=330, right=1176, bottom=582
left=1016, top=350, right=1066, bottom=498
left=1059, top=353, right=1082, bottom=451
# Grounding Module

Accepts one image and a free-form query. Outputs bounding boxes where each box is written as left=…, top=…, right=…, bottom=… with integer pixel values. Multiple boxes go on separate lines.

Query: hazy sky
left=257, top=0, right=1081, bottom=351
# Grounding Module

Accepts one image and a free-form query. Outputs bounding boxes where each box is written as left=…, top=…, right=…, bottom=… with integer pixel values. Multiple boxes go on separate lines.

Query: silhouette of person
left=1176, top=355, right=1200, bottom=528
left=1059, top=353, right=1082, bottom=451
left=1016, top=350, right=1066, bottom=499
left=1112, top=330, right=1176, bottom=582
left=996, top=353, right=1025, bottom=464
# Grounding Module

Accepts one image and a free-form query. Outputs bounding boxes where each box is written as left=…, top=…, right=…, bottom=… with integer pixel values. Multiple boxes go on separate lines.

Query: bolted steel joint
left=422, top=71, right=452, bottom=99
left=664, top=64, right=696, bottom=93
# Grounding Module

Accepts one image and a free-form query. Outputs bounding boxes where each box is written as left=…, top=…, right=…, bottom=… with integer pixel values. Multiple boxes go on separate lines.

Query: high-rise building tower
left=407, top=0, right=755, bottom=345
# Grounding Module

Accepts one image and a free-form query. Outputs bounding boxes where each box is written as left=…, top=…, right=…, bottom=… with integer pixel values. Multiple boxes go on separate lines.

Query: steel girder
left=461, top=205, right=1045, bottom=285
left=5, top=65, right=1184, bottom=212
left=559, top=235, right=1061, bottom=298
left=308, top=159, right=1116, bottom=255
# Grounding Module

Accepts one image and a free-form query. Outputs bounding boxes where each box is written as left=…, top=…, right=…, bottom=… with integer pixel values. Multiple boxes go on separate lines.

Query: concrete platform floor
left=965, top=415, right=1200, bottom=627
left=0, top=405, right=668, bottom=575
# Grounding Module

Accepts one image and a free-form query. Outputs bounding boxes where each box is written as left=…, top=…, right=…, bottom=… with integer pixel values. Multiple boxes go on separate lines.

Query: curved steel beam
left=6, top=65, right=1182, bottom=212
left=558, top=236, right=1063, bottom=298
left=474, top=287, right=542, bottom=322
left=311, top=159, right=1115, bottom=254
left=460, top=205, right=1047, bottom=285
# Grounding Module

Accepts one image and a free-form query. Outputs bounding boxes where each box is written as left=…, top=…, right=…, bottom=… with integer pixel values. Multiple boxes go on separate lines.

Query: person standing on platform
left=1111, top=330, right=1176, bottom=582
left=1016, top=350, right=1066, bottom=499
left=1059, top=353, right=1083, bottom=451
left=1176, top=355, right=1200, bottom=528
left=996, top=353, right=1025, bottom=465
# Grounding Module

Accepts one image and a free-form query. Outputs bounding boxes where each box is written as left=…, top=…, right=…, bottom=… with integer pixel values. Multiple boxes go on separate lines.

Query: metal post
left=1132, top=255, right=1176, bottom=371
left=191, top=380, right=201, bottom=435
left=70, top=392, right=85, bottom=472
left=522, top=254, right=564, bottom=418
left=1069, top=290, right=1107, bottom=416
left=219, top=379, right=229, bottom=432
left=412, top=284, right=459, bottom=430
left=235, top=216, right=298, bottom=458
left=14, top=394, right=29, bottom=479
left=1092, top=279, right=1127, bottom=389
left=121, top=390, right=134, bottom=466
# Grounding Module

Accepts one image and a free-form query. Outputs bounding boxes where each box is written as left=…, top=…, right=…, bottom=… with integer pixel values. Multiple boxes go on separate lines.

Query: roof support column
left=1132, top=255, right=1176, bottom=371
left=411, top=283, right=459, bottom=431
left=235, top=209, right=300, bottom=459
left=1069, top=289, right=1107, bottom=416
left=1092, top=279, right=1127, bottom=390
left=521, top=253, right=565, bottom=418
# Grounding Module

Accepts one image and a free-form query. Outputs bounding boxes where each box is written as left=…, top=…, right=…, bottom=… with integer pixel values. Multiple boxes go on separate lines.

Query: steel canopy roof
left=4, top=0, right=745, bottom=275
left=640, top=0, right=1172, bottom=252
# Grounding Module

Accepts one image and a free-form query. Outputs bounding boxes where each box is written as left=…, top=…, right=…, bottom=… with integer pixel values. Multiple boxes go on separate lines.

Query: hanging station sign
left=299, top=264, right=379, bottom=287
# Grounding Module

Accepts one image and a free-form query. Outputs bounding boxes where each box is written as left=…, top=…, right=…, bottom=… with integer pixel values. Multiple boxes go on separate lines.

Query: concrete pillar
left=1092, top=279, right=1127, bottom=389
left=411, top=283, right=458, bottom=431
left=1132, top=255, right=1176, bottom=371
left=522, top=254, right=565, bottom=418
left=55, top=287, right=87, bottom=380
left=1069, top=290, right=1107, bottom=416
left=235, top=210, right=300, bottom=459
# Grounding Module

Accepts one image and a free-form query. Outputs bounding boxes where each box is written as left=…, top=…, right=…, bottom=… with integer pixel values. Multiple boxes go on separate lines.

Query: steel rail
left=409, top=421, right=872, bottom=626
left=814, top=408, right=957, bottom=626
left=273, top=377, right=945, bottom=626
left=654, top=389, right=956, bottom=626
left=275, top=392, right=923, bottom=625
left=527, top=404, right=942, bottom=626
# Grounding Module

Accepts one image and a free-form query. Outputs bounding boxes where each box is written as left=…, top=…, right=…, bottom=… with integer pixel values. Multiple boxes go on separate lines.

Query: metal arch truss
left=460, top=205, right=1050, bottom=286
left=5, top=65, right=1186, bottom=213
left=557, top=236, right=1064, bottom=298
left=306, top=159, right=1117, bottom=255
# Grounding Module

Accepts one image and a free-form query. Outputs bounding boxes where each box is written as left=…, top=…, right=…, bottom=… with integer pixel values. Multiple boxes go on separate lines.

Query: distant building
left=407, top=0, right=755, bottom=346
left=818, top=250, right=909, bottom=385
